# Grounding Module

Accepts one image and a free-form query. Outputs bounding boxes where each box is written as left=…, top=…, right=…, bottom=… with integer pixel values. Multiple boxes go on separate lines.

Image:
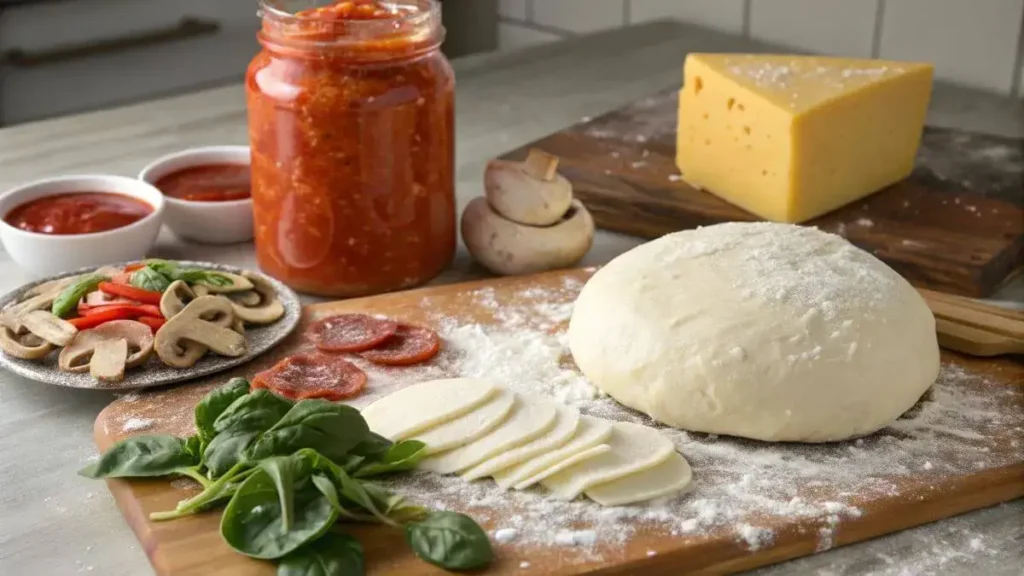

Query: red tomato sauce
left=3, top=192, right=153, bottom=235
left=246, top=0, right=456, bottom=297
left=154, top=164, right=251, bottom=202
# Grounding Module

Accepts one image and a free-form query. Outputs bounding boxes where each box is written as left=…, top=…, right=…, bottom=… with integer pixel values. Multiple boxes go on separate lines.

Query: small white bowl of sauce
left=0, top=175, right=165, bottom=277
left=139, top=146, right=253, bottom=245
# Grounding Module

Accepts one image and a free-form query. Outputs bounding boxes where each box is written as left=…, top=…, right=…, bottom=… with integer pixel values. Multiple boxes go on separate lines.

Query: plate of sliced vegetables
left=0, top=260, right=301, bottom=390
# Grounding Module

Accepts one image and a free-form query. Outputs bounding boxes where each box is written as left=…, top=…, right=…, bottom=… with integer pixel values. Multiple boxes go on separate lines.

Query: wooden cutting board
left=498, top=89, right=1024, bottom=298
left=93, top=270, right=1024, bottom=576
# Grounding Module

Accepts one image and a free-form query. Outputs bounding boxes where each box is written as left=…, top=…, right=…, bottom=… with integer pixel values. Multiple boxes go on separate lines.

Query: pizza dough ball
left=568, top=222, right=939, bottom=442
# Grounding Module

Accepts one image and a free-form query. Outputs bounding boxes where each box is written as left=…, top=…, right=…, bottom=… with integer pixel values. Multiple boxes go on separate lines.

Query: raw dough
left=412, top=388, right=516, bottom=455
left=541, top=422, right=675, bottom=500
left=419, top=395, right=558, bottom=474
left=585, top=451, right=693, bottom=506
left=568, top=222, right=940, bottom=442
left=461, top=405, right=581, bottom=481
left=493, top=416, right=612, bottom=490
left=361, top=378, right=498, bottom=440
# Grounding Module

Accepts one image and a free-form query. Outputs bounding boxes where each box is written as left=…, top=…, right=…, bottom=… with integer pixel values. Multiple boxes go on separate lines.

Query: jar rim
left=257, top=0, right=443, bottom=51
left=259, top=0, right=438, bottom=26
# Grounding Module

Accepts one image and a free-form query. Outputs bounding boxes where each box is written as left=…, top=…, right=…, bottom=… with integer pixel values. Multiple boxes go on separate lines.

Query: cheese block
left=676, top=53, right=933, bottom=223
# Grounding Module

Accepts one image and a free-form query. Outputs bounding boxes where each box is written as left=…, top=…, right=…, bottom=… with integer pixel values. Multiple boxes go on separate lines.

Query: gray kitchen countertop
left=0, top=21, right=1021, bottom=576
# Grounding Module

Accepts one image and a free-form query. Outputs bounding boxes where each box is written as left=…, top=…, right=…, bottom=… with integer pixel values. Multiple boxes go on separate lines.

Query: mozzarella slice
left=412, top=387, right=516, bottom=455
left=461, top=405, right=581, bottom=481
left=585, top=451, right=693, bottom=506
left=492, top=416, right=612, bottom=490
left=360, top=378, right=498, bottom=440
left=419, top=395, right=558, bottom=474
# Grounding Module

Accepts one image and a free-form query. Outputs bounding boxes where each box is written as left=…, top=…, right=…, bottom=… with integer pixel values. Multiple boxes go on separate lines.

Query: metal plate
left=0, top=261, right=301, bottom=391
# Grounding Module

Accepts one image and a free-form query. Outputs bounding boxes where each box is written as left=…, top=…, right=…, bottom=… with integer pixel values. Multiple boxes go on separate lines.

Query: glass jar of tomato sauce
left=247, top=0, right=456, bottom=297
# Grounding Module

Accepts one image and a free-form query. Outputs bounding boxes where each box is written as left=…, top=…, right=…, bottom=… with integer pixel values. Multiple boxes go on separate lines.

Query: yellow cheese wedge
left=676, top=53, right=933, bottom=223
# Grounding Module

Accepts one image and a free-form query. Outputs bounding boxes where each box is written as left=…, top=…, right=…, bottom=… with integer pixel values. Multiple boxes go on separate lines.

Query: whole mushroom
left=463, top=149, right=595, bottom=276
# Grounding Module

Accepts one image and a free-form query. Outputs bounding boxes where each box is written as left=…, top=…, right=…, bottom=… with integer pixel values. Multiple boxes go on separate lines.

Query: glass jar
left=247, top=0, right=456, bottom=297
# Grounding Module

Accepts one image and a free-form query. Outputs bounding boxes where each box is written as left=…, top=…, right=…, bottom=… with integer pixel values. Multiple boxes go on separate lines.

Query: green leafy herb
left=277, top=532, right=364, bottom=576
left=78, top=435, right=198, bottom=479
left=145, top=259, right=233, bottom=287
left=247, top=400, right=369, bottom=464
left=260, top=456, right=311, bottom=532
left=406, top=511, right=494, bottom=571
left=130, top=266, right=172, bottom=292
left=362, top=483, right=427, bottom=524
left=350, top=432, right=392, bottom=458
left=354, top=440, right=427, bottom=478
left=51, top=274, right=108, bottom=318
left=202, top=390, right=293, bottom=476
left=195, top=378, right=251, bottom=444
left=221, top=468, right=337, bottom=560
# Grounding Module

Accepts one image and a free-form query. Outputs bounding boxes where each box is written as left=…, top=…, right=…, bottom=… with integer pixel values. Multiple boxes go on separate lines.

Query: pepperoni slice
left=252, top=353, right=367, bottom=401
left=360, top=323, right=441, bottom=366
left=309, top=314, right=399, bottom=353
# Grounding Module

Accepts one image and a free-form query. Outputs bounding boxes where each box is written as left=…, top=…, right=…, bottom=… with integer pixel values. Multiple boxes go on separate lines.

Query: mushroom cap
left=155, top=296, right=247, bottom=368
left=160, top=280, right=197, bottom=319
left=461, top=196, right=595, bottom=276
left=484, top=158, right=574, bottom=227
left=229, top=273, right=284, bottom=325
left=0, top=326, right=54, bottom=360
left=58, top=320, right=155, bottom=373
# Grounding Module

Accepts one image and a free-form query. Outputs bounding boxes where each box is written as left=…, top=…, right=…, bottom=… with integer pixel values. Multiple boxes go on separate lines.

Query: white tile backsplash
left=531, top=0, right=626, bottom=33
left=498, top=0, right=529, bottom=21
left=628, top=0, right=746, bottom=34
left=501, top=0, right=1024, bottom=96
left=749, top=0, right=878, bottom=57
left=879, top=0, right=1024, bottom=94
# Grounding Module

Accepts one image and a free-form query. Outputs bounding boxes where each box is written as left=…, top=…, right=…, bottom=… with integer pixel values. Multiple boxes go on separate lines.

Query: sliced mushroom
left=461, top=197, right=595, bottom=276
left=229, top=291, right=261, bottom=307
left=59, top=321, right=155, bottom=374
left=155, top=296, right=247, bottom=368
left=91, top=339, right=128, bottom=383
left=194, top=273, right=254, bottom=294
left=2, top=290, right=60, bottom=332
left=0, top=326, right=54, bottom=360
left=83, top=290, right=133, bottom=307
left=160, top=281, right=197, bottom=319
left=229, top=274, right=284, bottom=325
left=19, top=310, right=77, bottom=347
left=25, top=275, right=79, bottom=299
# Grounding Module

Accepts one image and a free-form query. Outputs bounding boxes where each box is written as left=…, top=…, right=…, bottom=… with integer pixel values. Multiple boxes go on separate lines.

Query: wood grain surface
left=92, top=270, right=1024, bottom=575
left=499, top=90, right=1024, bottom=298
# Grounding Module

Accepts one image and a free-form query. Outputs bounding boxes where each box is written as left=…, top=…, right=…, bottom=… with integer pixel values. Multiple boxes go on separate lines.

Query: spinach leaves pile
left=81, top=378, right=493, bottom=574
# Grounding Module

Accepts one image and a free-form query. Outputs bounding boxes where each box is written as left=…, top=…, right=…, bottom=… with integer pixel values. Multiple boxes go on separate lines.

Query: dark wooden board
left=93, top=271, right=1024, bottom=575
left=499, top=89, right=1024, bottom=298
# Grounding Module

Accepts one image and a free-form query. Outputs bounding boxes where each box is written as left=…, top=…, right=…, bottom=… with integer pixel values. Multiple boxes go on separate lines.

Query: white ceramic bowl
left=0, top=175, right=165, bottom=278
left=139, top=146, right=254, bottom=245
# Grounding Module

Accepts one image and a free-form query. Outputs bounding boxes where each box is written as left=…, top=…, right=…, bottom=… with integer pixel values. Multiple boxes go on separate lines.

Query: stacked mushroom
left=462, top=149, right=595, bottom=276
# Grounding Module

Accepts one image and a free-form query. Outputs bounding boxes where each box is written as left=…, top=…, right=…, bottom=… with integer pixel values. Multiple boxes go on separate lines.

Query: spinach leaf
left=260, top=456, right=311, bottom=532
left=310, top=474, right=374, bottom=524
left=195, top=378, right=251, bottom=443
left=221, top=468, right=337, bottom=560
left=79, top=435, right=198, bottom=479
left=203, top=390, right=293, bottom=477
left=130, top=266, right=171, bottom=292
left=296, top=449, right=389, bottom=525
left=277, top=532, right=364, bottom=576
left=350, top=432, right=392, bottom=458
left=353, top=440, right=426, bottom=478
left=247, top=400, right=368, bottom=464
left=152, top=463, right=253, bottom=521
left=361, top=483, right=427, bottom=524
left=51, top=274, right=108, bottom=318
left=406, top=511, right=493, bottom=571
left=340, top=454, right=365, bottom=474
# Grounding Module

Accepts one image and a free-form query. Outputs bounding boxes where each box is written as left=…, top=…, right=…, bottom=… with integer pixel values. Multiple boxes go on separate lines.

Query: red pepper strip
left=81, top=304, right=162, bottom=318
left=98, top=282, right=163, bottom=305
left=123, top=263, right=146, bottom=273
left=68, top=308, right=138, bottom=330
left=137, top=316, right=167, bottom=331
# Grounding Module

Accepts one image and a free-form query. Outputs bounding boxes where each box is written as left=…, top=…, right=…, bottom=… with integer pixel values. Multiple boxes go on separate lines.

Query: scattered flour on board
left=337, top=282, right=1024, bottom=560
left=121, top=418, right=155, bottom=432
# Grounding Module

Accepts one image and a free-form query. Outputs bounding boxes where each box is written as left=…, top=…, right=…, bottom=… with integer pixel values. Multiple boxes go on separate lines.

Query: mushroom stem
left=523, top=148, right=559, bottom=181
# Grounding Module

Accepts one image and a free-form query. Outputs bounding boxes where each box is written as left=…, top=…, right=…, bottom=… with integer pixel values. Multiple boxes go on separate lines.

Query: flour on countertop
left=121, top=418, right=155, bottom=432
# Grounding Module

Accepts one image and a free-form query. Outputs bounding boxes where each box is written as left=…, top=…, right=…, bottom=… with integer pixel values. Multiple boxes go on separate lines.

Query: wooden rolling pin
left=918, top=288, right=1024, bottom=357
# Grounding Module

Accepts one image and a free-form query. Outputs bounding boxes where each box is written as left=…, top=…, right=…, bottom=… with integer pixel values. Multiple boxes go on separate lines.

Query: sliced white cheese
left=360, top=378, right=498, bottom=441
left=492, top=416, right=612, bottom=490
left=512, top=444, right=610, bottom=491
left=584, top=451, right=693, bottom=506
left=419, top=395, right=559, bottom=474
left=461, top=404, right=581, bottom=481
left=541, top=422, right=676, bottom=501
left=413, top=388, right=516, bottom=455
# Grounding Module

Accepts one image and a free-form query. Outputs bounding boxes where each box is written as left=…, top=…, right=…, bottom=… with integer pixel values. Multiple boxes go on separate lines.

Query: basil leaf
left=406, top=511, right=493, bottom=571
left=350, top=432, right=392, bottom=458
left=195, top=378, right=251, bottom=444
left=354, top=440, right=426, bottom=478
left=247, top=400, right=369, bottom=464
left=51, top=274, right=108, bottom=318
left=179, top=269, right=233, bottom=287
left=203, top=390, right=293, bottom=477
left=221, top=468, right=337, bottom=560
left=277, top=532, right=364, bottom=576
left=79, top=435, right=198, bottom=479
left=144, top=259, right=180, bottom=279
left=130, top=266, right=172, bottom=292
